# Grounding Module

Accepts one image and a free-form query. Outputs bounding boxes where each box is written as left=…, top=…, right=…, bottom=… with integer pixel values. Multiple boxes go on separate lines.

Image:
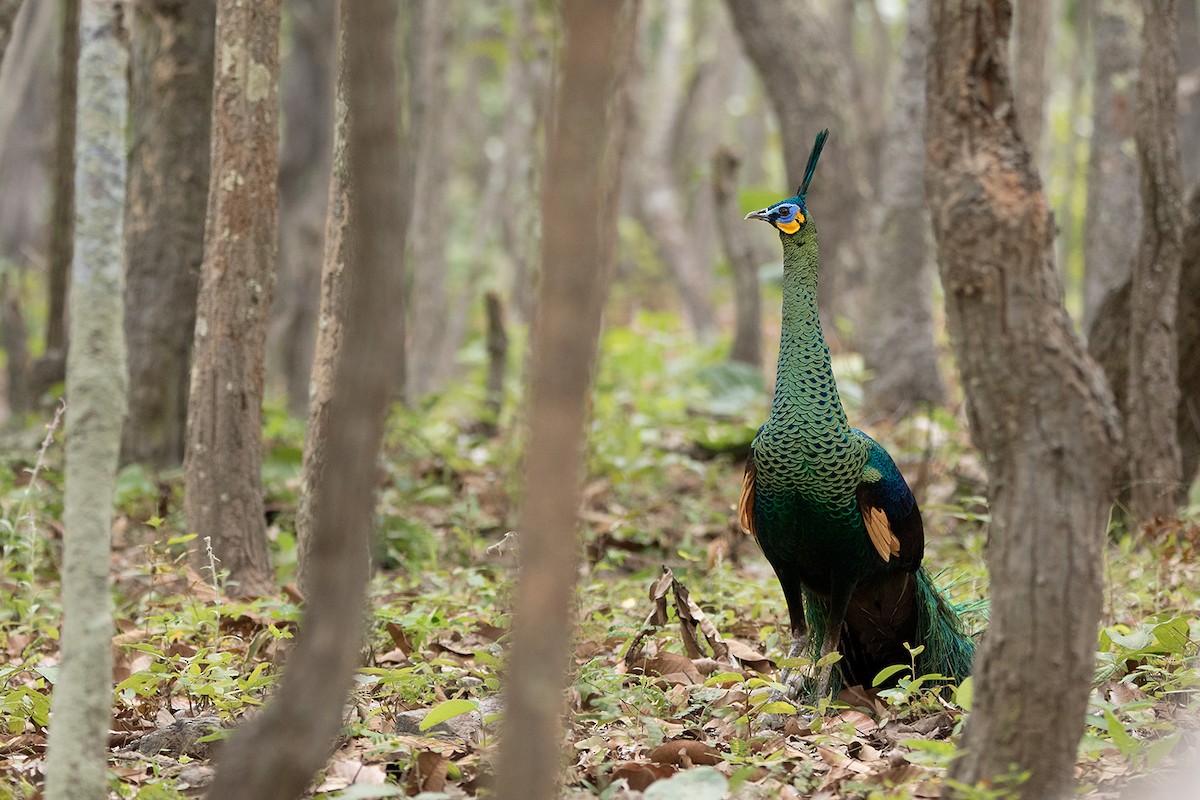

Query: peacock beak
left=744, top=208, right=772, bottom=222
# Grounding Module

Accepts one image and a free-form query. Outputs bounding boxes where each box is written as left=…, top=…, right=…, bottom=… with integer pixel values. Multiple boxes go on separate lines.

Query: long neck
left=758, top=222, right=863, bottom=487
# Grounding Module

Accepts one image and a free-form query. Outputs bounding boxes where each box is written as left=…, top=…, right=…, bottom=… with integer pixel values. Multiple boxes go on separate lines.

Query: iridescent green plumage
left=741, top=130, right=973, bottom=697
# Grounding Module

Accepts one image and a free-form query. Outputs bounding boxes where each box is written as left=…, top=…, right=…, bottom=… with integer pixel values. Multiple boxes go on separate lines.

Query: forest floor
left=2, top=312, right=1199, bottom=799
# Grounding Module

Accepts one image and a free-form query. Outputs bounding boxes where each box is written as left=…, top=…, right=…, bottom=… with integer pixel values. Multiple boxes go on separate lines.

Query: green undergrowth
left=0, top=312, right=1197, bottom=798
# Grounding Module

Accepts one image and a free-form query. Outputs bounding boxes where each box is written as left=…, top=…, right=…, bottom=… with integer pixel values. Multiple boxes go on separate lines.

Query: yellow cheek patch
left=776, top=219, right=801, bottom=234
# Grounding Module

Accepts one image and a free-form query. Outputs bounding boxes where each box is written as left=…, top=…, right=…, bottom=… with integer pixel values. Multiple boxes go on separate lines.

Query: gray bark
left=1084, top=0, right=1140, bottom=333
left=183, top=0, right=279, bottom=597
left=1012, top=0, right=1054, bottom=164
left=722, top=0, right=870, bottom=339
left=862, top=0, right=946, bottom=418
left=205, top=2, right=406, bottom=795
left=404, top=0, right=453, bottom=400
left=122, top=0, right=215, bottom=469
left=1128, top=0, right=1184, bottom=521
left=45, top=0, right=78, bottom=356
left=925, top=2, right=1122, bottom=797
left=43, top=2, right=127, bottom=797
left=271, top=0, right=335, bottom=416
left=1178, top=0, right=1200, bottom=186
left=495, top=1, right=638, bottom=797
left=711, top=146, right=760, bottom=370
left=0, top=0, right=23, bottom=65
left=631, top=0, right=716, bottom=339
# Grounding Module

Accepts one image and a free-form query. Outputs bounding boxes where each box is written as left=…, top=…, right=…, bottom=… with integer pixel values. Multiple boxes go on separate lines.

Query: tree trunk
left=495, top=1, right=638, bottom=798
left=1128, top=0, right=1184, bottom=521
left=1178, top=0, right=1200, bottom=187
left=1084, top=0, right=1140, bottom=333
left=271, top=0, right=335, bottom=417
left=862, top=0, right=946, bottom=418
left=184, top=0, right=279, bottom=597
left=723, top=0, right=870, bottom=340
left=0, top=0, right=22, bottom=65
left=0, top=0, right=54, bottom=266
left=925, top=2, right=1122, bottom=797
left=122, top=0, right=215, bottom=469
left=631, top=0, right=716, bottom=339
left=1012, top=0, right=1054, bottom=164
left=403, top=0, right=454, bottom=401
left=43, top=2, right=127, bottom=797
left=0, top=274, right=30, bottom=415
left=1178, top=187, right=1200, bottom=485
left=205, top=1, right=405, bottom=795
left=44, top=0, right=78, bottom=357
left=711, top=146, right=761, bottom=370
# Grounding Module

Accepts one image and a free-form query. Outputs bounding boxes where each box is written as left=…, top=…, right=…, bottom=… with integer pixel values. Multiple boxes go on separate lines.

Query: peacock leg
left=815, top=581, right=855, bottom=698
left=778, top=573, right=809, bottom=698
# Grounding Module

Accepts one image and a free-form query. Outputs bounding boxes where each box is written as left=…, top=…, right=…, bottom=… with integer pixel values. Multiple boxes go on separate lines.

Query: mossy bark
left=43, top=1, right=127, bottom=797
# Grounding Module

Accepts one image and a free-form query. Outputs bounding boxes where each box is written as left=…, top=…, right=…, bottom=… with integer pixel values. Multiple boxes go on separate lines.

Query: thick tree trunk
left=1127, top=0, right=1184, bottom=521
left=862, top=0, right=946, bottom=418
left=723, top=0, right=870, bottom=339
left=43, top=2, right=127, bottom=797
left=1012, top=0, right=1053, bottom=164
left=184, top=0, right=279, bottom=597
left=206, top=2, right=405, bottom=795
left=495, top=2, right=637, bottom=798
left=271, top=0, right=334, bottom=417
left=925, top=2, right=1122, bottom=797
left=44, top=0, right=78, bottom=357
left=1084, top=0, right=1140, bottom=333
left=711, top=146, right=760, bottom=370
left=122, top=0, right=215, bottom=469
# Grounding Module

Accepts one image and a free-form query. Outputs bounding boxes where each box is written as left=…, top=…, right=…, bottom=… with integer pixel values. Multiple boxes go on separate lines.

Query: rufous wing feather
left=738, top=458, right=757, bottom=538
left=862, top=504, right=901, bottom=563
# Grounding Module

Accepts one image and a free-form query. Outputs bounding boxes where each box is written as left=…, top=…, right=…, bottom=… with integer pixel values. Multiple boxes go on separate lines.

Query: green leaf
left=872, top=663, right=910, bottom=687
left=1152, top=617, right=1191, bottom=655
left=643, top=766, right=728, bottom=800
left=756, top=700, right=797, bottom=715
left=703, top=671, right=744, bottom=687
left=954, top=676, right=974, bottom=711
left=418, top=698, right=479, bottom=731
left=1102, top=709, right=1138, bottom=758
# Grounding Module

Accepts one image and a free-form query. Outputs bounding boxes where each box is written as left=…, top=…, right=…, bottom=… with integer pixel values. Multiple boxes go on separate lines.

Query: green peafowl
left=739, top=129, right=974, bottom=700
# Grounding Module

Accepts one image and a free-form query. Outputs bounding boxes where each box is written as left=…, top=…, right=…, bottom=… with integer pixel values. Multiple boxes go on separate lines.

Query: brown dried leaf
left=385, top=622, right=414, bottom=656
left=609, top=760, right=676, bottom=791
left=412, top=750, right=450, bottom=793
left=647, top=739, right=722, bottom=766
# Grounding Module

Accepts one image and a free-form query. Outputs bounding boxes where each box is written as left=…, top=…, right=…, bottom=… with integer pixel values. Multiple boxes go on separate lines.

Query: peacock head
left=744, top=128, right=829, bottom=236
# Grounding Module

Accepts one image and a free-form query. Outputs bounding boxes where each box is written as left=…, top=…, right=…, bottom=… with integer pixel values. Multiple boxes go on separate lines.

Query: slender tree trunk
left=723, top=0, right=870, bottom=340
left=495, top=2, right=638, bottom=798
left=1084, top=0, right=1140, bottom=333
left=0, top=0, right=21, bottom=65
left=43, top=2, right=127, bottom=797
left=711, top=146, right=760, bottom=370
left=122, top=0, right=215, bottom=469
left=206, top=2, right=405, bottom=795
left=1178, top=0, right=1200, bottom=187
left=862, top=0, right=946, bottom=418
left=0, top=274, right=30, bottom=415
left=1128, top=0, right=1184, bottom=521
left=403, top=0, right=454, bottom=401
left=925, top=2, right=1122, bottom=797
left=294, top=12, right=349, bottom=587
left=44, top=0, right=78, bottom=357
left=184, top=0, right=280, bottom=597
left=632, top=0, right=716, bottom=339
left=1012, top=0, right=1054, bottom=164
left=1178, top=187, right=1200, bottom=485
left=271, top=0, right=335, bottom=417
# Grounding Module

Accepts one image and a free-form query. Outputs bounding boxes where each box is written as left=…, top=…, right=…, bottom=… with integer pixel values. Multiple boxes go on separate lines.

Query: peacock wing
left=854, top=434, right=924, bottom=568
left=738, top=449, right=757, bottom=539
